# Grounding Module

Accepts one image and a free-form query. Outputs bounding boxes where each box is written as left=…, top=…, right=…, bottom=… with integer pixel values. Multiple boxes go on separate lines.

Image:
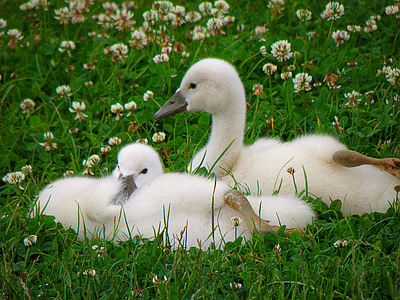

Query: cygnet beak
left=154, top=90, right=187, bottom=120
left=114, top=174, right=137, bottom=205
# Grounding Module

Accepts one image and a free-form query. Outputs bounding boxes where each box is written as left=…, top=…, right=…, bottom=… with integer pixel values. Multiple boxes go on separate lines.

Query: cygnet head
left=113, top=143, right=163, bottom=204
left=154, top=58, right=246, bottom=120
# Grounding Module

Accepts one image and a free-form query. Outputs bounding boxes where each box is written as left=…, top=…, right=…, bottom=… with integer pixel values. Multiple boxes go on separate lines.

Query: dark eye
left=140, top=168, right=148, bottom=174
left=189, top=83, right=196, bottom=89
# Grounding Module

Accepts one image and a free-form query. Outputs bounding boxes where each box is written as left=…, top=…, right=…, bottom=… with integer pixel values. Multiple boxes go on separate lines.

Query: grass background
left=1, top=0, right=400, bottom=298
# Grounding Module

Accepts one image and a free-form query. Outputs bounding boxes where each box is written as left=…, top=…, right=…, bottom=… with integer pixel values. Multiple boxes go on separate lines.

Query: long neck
left=206, top=103, right=246, bottom=176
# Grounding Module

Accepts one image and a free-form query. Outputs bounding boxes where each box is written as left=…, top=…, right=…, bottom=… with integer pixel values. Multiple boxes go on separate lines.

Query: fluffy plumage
left=33, top=143, right=315, bottom=248
left=33, top=143, right=164, bottom=240
left=154, top=58, right=400, bottom=215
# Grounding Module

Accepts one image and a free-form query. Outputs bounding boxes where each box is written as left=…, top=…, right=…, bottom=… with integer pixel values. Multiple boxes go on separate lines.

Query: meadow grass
left=1, top=0, right=400, bottom=298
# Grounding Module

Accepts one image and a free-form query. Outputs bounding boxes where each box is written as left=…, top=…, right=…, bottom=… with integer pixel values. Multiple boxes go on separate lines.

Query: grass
left=1, top=0, right=400, bottom=298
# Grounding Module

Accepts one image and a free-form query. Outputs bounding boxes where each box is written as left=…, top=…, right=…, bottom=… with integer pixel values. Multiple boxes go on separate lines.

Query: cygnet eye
left=139, top=168, right=148, bottom=174
left=189, top=82, right=196, bottom=89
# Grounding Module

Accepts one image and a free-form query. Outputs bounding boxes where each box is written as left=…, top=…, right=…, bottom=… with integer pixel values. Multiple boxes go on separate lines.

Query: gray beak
left=154, top=90, right=187, bottom=120
left=114, top=174, right=137, bottom=205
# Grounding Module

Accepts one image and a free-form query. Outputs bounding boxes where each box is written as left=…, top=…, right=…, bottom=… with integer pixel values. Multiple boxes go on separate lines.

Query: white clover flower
left=152, top=1, right=174, bottom=14
left=58, top=41, right=76, bottom=53
left=101, top=146, right=112, bottom=153
left=347, top=25, right=362, bottom=32
left=83, top=154, right=100, bottom=168
left=306, top=31, right=319, bottom=40
left=111, top=103, right=123, bottom=114
left=333, top=239, right=348, bottom=248
left=152, top=132, right=166, bottom=143
left=129, top=30, right=147, bottom=49
left=152, top=275, right=167, bottom=284
left=370, top=15, right=381, bottom=21
left=293, top=73, right=312, bottom=92
left=23, top=235, right=37, bottom=247
left=108, top=137, right=122, bottom=146
left=111, top=103, right=124, bottom=120
left=124, top=101, right=137, bottom=111
left=44, top=132, right=54, bottom=140
left=206, top=18, right=224, bottom=31
left=255, top=25, right=267, bottom=35
left=7, top=29, right=23, bottom=40
left=185, top=11, right=202, bottom=23
left=296, top=9, right=312, bottom=21
left=112, top=8, right=135, bottom=32
left=385, top=5, right=399, bottom=15
left=223, top=16, right=235, bottom=25
left=0, top=18, right=7, bottom=29
left=142, top=9, right=158, bottom=24
left=260, top=45, right=268, bottom=56
left=63, top=170, right=74, bottom=177
left=214, top=1, right=230, bottom=12
left=271, top=40, right=293, bottom=62
left=182, top=51, right=190, bottom=58
left=153, top=53, right=169, bottom=64
left=20, top=98, right=36, bottom=114
left=143, top=90, right=154, bottom=102
left=377, top=66, right=392, bottom=76
left=230, top=217, right=241, bottom=227
left=252, top=84, right=264, bottom=96
left=364, top=19, right=377, bottom=33
left=103, top=2, right=118, bottom=11
left=331, top=30, right=350, bottom=47
left=96, top=13, right=114, bottom=29
left=344, top=90, right=362, bottom=107
left=199, top=2, right=213, bottom=16
left=82, top=269, right=96, bottom=277
left=161, top=46, right=172, bottom=54
left=92, top=244, right=106, bottom=258
left=109, top=43, right=129, bottom=61
left=237, top=24, right=245, bottom=32
left=230, top=282, right=243, bottom=289
left=332, top=116, right=343, bottom=132
left=262, top=63, right=277, bottom=75
left=162, top=12, right=176, bottom=23
left=69, top=102, right=88, bottom=121
left=54, top=7, right=71, bottom=25
left=192, top=26, right=208, bottom=40
left=136, top=138, right=148, bottom=144
left=2, top=172, right=25, bottom=184
left=321, top=2, right=344, bottom=21
left=39, top=132, right=57, bottom=151
left=386, top=68, right=400, bottom=86
left=21, top=165, right=32, bottom=176
left=280, top=71, right=292, bottom=80
left=56, top=85, right=72, bottom=97
left=124, top=101, right=137, bottom=116
left=267, top=0, right=285, bottom=14
left=83, top=60, right=97, bottom=70
left=173, top=5, right=186, bottom=17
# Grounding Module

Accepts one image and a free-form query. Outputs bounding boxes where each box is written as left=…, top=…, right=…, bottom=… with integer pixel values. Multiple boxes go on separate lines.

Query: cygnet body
left=33, top=143, right=163, bottom=240
left=113, top=144, right=314, bottom=248
left=154, top=58, right=400, bottom=215
left=34, top=143, right=315, bottom=248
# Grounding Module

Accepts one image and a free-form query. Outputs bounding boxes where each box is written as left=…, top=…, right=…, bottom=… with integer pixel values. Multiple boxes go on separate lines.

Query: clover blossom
left=39, top=132, right=57, bottom=151
left=69, top=102, right=88, bottom=121
left=321, top=2, right=344, bottom=21
left=271, top=40, right=293, bottom=62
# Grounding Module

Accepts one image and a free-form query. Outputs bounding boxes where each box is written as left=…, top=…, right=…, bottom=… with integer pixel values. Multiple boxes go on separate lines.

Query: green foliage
left=1, top=0, right=400, bottom=298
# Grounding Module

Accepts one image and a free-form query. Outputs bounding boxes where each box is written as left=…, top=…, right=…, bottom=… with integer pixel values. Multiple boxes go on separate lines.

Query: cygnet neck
left=207, top=101, right=246, bottom=177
